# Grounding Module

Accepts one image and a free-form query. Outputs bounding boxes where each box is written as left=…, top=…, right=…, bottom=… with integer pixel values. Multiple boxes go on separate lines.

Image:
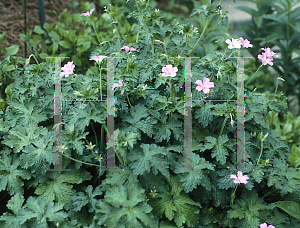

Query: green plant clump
left=0, top=0, right=300, bottom=227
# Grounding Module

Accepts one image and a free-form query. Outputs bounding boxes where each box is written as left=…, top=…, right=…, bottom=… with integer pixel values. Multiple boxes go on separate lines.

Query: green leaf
left=58, top=40, right=72, bottom=49
left=121, top=104, right=157, bottom=140
left=268, top=201, right=300, bottom=221
left=0, top=31, right=6, bottom=43
left=4, top=65, right=17, bottom=72
left=71, top=185, right=104, bottom=212
left=0, top=153, right=31, bottom=195
left=190, top=4, right=210, bottom=17
left=34, top=168, right=91, bottom=208
left=48, top=31, right=60, bottom=42
left=19, top=131, right=55, bottom=175
left=0, top=193, right=26, bottom=228
left=5, top=45, right=19, bottom=57
left=33, top=25, right=45, bottom=35
left=19, top=196, right=68, bottom=227
left=149, top=175, right=201, bottom=227
left=128, top=144, right=170, bottom=179
left=227, top=190, right=266, bottom=227
left=95, top=184, right=159, bottom=228
left=72, top=55, right=81, bottom=67
left=175, top=154, right=214, bottom=193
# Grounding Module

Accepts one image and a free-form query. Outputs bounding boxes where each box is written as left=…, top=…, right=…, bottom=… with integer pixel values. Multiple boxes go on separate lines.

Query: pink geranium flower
left=195, top=77, right=214, bottom=94
left=112, top=78, right=123, bottom=91
left=239, top=37, right=253, bottom=48
left=90, top=55, right=107, bottom=63
left=60, top=61, right=75, bottom=77
left=161, top=64, right=178, bottom=77
left=258, top=52, right=274, bottom=66
left=121, top=46, right=139, bottom=53
left=121, top=46, right=130, bottom=52
left=261, top=47, right=279, bottom=58
left=260, top=223, right=275, bottom=228
left=225, top=38, right=242, bottom=49
left=230, top=171, right=249, bottom=184
left=81, top=8, right=95, bottom=17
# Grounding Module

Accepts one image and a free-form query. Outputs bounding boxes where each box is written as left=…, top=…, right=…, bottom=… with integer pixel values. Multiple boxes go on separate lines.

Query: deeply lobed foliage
left=0, top=0, right=300, bottom=227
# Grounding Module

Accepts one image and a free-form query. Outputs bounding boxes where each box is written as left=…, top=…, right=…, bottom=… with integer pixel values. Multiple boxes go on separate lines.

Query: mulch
left=0, top=0, right=191, bottom=60
left=0, top=0, right=95, bottom=59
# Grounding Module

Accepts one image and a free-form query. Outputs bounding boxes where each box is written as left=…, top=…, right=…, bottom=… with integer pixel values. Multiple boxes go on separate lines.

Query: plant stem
left=275, top=77, right=279, bottom=95
left=100, top=123, right=104, bottom=151
left=245, top=64, right=263, bottom=87
left=188, top=17, right=211, bottom=56
left=127, top=94, right=132, bottom=107
left=91, top=19, right=101, bottom=44
left=231, top=184, right=238, bottom=206
left=237, top=64, right=263, bottom=99
left=90, top=121, right=99, bottom=149
left=62, top=152, right=101, bottom=167
left=164, top=39, right=168, bottom=64
left=220, top=47, right=228, bottom=62
left=256, top=142, right=264, bottom=166
left=220, top=116, right=228, bottom=136
left=0, top=192, right=8, bottom=202
left=99, top=64, right=102, bottom=101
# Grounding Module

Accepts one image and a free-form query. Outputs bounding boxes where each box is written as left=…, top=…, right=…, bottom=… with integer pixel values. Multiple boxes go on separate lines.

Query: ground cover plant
left=0, top=0, right=300, bottom=227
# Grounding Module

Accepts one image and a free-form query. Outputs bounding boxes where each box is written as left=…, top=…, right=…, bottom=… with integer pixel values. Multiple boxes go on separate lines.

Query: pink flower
left=230, top=171, right=249, bottom=184
left=112, top=78, right=123, bottom=91
left=129, top=47, right=139, bottom=54
left=258, top=52, right=274, bottom=66
left=239, top=37, right=253, bottom=48
left=121, top=46, right=130, bottom=52
left=260, top=223, right=275, bottom=228
left=195, top=77, right=214, bottom=94
left=60, top=61, right=75, bottom=77
left=225, top=38, right=242, bottom=49
left=121, top=46, right=139, bottom=53
left=90, top=55, right=107, bottom=63
left=81, top=8, right=95, bottom=17
left=261, top=47, right=278, bottom=58
left=161, top=64, right=178, bottom=77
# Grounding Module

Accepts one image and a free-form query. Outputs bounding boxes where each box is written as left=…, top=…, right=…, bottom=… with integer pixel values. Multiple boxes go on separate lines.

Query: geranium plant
left=0, top=1, right=300, bottom=228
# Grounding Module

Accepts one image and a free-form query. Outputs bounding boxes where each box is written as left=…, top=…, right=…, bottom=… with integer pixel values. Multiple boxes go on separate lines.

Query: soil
left=0, top=0, right=195, bottom=60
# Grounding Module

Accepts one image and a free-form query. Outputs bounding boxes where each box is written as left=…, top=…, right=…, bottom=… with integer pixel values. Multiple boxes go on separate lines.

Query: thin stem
left=0, top=192, right=8, bottom=202
left=90, top=121, right=99, bottom=149
left=188, top=17, right=211, bottom=57
left=62, top=152, right=101, bottom=167
left=275, top=77, right=279, bottom=95
left=89, top=100, right=96, bottom=110
left=231, top=184, right=238, bottom=206
left=237, top=64, right=263, bottom=99
left=245, top=64, right=263, bottom=87
left=127, top=94, right=132, bottom=107
left=151, top=39, right=154, bottom=56
left=220, top=116, right=228, bottom=136
left=179, top=35, right=189, bottom=57
left=256, top=142, right=264, bottom=166
left=164, top=39, right=168, bottom=64
left=91, top=20, right=101, bottom=44
left=135, top=0, right=142, bottom=43
left=99, top=64, right=102, bottom=101
left=100, top=123, right=104, bottom=151
left=220, top=47, right=228, bottom=62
